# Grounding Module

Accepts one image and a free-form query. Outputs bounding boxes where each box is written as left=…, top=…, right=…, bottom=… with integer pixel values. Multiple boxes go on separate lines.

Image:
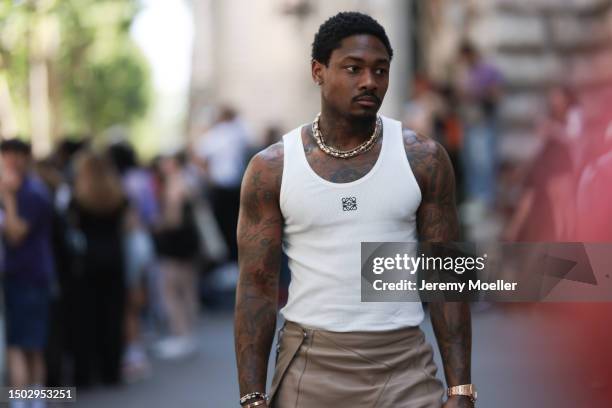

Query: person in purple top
left=1, top=139, right=55, bottom=403
left=457, top=42, right=503, bottom=210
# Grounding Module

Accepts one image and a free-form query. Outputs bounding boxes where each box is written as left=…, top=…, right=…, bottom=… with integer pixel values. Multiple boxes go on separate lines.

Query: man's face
left=313, top=34, right=390, bottom=119
left=1, top=151, right=29, bottom=176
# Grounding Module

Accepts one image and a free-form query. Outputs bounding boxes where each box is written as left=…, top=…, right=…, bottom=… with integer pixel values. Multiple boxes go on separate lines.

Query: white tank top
left=279, top=116, right=424, bottom=332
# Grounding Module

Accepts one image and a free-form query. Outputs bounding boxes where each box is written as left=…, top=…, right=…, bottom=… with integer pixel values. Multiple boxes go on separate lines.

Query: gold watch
left=447, top=384, right=477, bottom=402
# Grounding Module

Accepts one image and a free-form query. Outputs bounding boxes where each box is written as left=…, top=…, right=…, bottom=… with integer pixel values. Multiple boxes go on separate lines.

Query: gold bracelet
left=447, top=384, right=477, bottom=402
left=240, top=392, right=268, bottom=405
left=244, top=400, right=266, bottom=408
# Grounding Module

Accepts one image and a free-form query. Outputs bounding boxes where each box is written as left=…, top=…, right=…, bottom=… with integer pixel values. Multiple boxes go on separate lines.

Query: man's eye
left=375, top=68, right=387, bottom=75
left=346, top=66, right=359, bottom=73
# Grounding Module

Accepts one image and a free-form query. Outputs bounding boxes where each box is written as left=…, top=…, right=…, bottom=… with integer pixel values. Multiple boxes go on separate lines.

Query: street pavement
left=69, top=307, right=589, bottom=408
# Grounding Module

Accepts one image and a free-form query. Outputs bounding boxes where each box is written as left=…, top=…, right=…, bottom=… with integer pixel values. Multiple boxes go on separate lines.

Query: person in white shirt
left=234, top=12, right=474, bottom=408
left=195, top=107, right=251, bottom=263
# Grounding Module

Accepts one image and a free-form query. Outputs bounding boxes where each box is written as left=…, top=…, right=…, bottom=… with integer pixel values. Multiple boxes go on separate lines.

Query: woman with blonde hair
left=66, top=151, right=128, bottom=386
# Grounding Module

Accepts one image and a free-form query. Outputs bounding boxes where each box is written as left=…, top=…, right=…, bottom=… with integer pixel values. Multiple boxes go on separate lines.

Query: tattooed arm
left=404, top=131, right=473, bottom=408
left=234, top=142, right=284, bottom=405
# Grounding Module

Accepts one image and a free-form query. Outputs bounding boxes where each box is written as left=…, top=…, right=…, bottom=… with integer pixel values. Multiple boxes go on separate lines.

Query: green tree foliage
left=0, top=0, right=150, bottom=143
left=0, top=0, right=33, bottom=132
left=64, top=51, right=149, bottom=135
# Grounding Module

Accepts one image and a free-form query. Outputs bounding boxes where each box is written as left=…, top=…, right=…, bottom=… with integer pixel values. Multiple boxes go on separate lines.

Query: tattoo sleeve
left=406, top=132, right=472, bottom=393
left=234, top=143, right=284, bottom=397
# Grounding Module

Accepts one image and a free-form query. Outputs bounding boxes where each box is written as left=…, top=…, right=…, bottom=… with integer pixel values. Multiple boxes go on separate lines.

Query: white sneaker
left=122, top=346, right=152, bottom=383
left=153, top=336, right=198, bottom=360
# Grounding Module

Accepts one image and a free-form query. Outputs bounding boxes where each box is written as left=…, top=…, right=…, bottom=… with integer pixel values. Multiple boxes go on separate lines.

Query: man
left=235, top=12, right=474, bottom=408
left=1, top=139, right=55, bottom=408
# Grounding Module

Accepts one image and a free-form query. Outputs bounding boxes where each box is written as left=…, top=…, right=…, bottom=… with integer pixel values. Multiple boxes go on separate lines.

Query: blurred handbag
left=193, top=200, right=228, bottom=263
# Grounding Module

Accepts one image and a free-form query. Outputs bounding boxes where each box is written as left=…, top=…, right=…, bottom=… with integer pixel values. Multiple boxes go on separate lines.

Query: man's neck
left=318, top=107, right=377, bottom=150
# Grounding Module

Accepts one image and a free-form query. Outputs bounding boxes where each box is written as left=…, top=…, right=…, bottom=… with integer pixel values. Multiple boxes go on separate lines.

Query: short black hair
left=108, top=142, right=137, bottom=175
left=0, top=138, right=31, bottom=155
left=312, top=11, right=393, bottom=66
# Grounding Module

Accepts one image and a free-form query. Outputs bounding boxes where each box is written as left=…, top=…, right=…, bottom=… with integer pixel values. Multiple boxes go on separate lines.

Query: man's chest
left=300, top=130, right=382, bottom=184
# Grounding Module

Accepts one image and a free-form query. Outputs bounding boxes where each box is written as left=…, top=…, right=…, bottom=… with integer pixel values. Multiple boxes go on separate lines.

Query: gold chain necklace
left=311, top=113, right=382, bottom=159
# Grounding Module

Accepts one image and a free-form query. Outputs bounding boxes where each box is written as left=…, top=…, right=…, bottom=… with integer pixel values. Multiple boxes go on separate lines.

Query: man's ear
left=311, top=59, right=324, bottom=85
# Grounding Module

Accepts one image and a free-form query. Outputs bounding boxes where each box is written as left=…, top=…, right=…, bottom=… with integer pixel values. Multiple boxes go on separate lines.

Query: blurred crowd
left=503, top=85, right=612, bottom=242
left=402, top=41, right=612, bottom=242
left=0, top=106, right=264, bottom=407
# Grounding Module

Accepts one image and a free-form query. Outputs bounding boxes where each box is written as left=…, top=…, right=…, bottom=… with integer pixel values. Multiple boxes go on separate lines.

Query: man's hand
left=443, top=395, right=474, bottom=408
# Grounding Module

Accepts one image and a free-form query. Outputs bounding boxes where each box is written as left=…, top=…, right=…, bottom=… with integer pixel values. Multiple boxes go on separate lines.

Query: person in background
left=578, top=88, right=612, bottom=236
left=0, top=139, right=55, bottom=408
left=456, top=41, right=503, bottom=212
left=53, top=139, right=88, bottom=183
left=32, top=158, right=71, bottom=388
left=108, top=142, right=160, bottom=227
left=404, top=78, right=465, bottom=203
left=262, top=126, right=282, bottom=149
left=67, top=151, right=128, bottom=386
left=402, top=74, right=445, bottom=138
left=538, top=86, right=583, bottom=171
left=107, top=142, right=157, bottom=382
left=194, top=106, right=252, bottom=265
left=504, top=86, right=579, bottom=242
left=577, top=148, right=612, bottom=240
left=152, top=154, right=200, bottom=359
left=438, top=85, right=465, bottom=203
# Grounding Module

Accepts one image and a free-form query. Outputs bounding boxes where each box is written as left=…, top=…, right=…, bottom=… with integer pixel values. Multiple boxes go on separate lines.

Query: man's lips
left=354, top=96, right=379, bottom=107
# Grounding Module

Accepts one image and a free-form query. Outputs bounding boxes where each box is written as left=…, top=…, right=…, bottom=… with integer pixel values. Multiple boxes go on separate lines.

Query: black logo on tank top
left=342, top=197, right=357, bottom=211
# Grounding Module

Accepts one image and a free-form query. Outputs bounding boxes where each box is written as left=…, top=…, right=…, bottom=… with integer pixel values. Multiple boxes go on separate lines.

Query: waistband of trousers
left=281, top=319, right=423, bottom=346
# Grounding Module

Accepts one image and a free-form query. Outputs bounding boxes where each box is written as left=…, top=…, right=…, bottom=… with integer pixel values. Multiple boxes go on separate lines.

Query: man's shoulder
left=400, top=127, right=453, bottom=190
left=401, top=127, right=445, bottom=163
left=251, top=140, right=284, bottom=168
left=245, top=141, right=284, bottom=194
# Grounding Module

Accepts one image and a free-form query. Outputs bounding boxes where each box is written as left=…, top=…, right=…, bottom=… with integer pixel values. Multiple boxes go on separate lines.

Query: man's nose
left=359, top=70, right=378, bottom=91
